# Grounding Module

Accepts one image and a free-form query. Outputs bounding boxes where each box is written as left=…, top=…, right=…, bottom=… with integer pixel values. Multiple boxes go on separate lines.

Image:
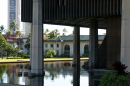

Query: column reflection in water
left=73, top=66, right=80, bottom=86
left=89, top=71, right=100, bottom=86
left=30, top=76, right=44, bottom=86
left=89, top=71, right=94, bottom=86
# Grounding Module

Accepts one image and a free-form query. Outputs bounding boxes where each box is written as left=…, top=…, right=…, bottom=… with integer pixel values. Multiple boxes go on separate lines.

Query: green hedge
left=23, top=55, right=30, bottom=59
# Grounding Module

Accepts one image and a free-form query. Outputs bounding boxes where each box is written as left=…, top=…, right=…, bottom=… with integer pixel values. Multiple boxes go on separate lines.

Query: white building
left=44, top=35, right=105, bottom=57
left=2, top=34, right=29, bottom=55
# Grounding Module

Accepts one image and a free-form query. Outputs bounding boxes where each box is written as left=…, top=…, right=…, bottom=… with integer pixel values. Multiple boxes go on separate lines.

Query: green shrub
left=99, top=70, right=130, bottom=86
left=23, top=55, right=30, bottom=59
left=99, top=61, right=130, bottom=86
left=18, top=55, right=21, bottom=57
left=21, top=54, right=24, bottom=57
left=60, top=54, right=67, bottom=57
left=46, top=50, right=56, bottom=58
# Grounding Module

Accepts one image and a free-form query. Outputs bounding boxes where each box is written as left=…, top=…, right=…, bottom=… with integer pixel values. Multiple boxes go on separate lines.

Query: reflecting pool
left=0, top=60, right=101, bottom=86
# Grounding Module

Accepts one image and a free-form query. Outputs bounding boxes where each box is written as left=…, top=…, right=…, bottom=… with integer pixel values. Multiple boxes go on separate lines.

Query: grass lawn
left=0, top=58, right=89, bottom=62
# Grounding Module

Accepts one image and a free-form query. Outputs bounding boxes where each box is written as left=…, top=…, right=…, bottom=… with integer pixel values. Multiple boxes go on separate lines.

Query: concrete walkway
left=0, top=83, right=29, bottom=86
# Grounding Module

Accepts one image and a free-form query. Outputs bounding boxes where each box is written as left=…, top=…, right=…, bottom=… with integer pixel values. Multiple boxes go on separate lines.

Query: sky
left=0, top=0, right=106, bottom=35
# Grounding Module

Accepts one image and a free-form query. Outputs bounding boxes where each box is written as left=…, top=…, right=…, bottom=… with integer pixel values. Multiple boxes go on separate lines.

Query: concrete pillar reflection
left=30, top=76, right=44, bottom=86
left=89, top=71, right=94, bottom=86
left=89, top=19, right=98, bottom=70
left=73, top=26, right=80, bottom=66
left=73, top=66, right=80, bottom=86
left=31, top=0, right=43, bottom=75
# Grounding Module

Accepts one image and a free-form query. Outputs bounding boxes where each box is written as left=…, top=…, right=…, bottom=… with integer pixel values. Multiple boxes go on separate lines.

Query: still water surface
left=0, top=60, right=100, bottom=86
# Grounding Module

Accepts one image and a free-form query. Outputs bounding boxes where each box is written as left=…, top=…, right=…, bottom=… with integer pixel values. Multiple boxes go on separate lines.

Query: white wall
left=44, top=41, right=91, bottom=57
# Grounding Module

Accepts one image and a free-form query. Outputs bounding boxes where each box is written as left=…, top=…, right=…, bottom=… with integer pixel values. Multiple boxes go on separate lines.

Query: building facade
left=7, top=0, right=21, bottom=31
left=44, top=35, right=105, bottom=57
left=2, top=34, right=29, bottom=55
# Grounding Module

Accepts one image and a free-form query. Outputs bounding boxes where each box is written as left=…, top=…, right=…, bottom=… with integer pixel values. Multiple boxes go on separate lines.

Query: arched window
left=84, top=44, right=89, bottom=57
left=64, top=44, right=70, bottom=57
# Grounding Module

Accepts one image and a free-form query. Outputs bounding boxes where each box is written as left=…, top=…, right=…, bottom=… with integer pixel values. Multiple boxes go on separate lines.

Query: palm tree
left=54, top=29, right=60, bottom=56
left=15, top=31, right=21, bottom=49
left=28, top=32, right=31, bottom=38
left=62, top=28, right=67, bottom=36
left=0, top=25, right=4, bottom=34
left=9, top=21, right=19, bottom=48
left=44, top=28, right=49, bottom=40
left=6, top=30, right=12, bottom=41
left=47, top=29, right=60, bottom=56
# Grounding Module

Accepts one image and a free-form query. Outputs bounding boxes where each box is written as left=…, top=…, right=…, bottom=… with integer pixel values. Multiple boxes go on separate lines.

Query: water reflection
left=0, top=61, right=91, bottom=86
left=73, top=66, right=80, bottom=86
left=30, top=76, right=44, bottom=86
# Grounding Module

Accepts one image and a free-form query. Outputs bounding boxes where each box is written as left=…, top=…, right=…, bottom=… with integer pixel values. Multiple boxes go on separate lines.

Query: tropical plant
left=13, top=48, right=20, bottom=55
left=48, top=29, right=60, bottom=40
left=44, top=29, right=49, bottom=40
left=46, top=50, right=56, bottom=58
left=24, top=32, right=30, bottom=49
left=28, top=32, right=31, bottom=38
left=6, top=30, right=12, bottom=38
left=24, top=42, right=30, bottom=49
left=10, top=21, right=19, bottom=47
left=0, top=25, right=4, bottom=34
left=15, top=30, right=21, bottom=49
left=5, top=30, right=12, bottom=41
left=15, top=30, right=21, bottom=38
left=112, top=61, right=128, bottom=75
left=99, top=61, right=130, bottom=86
left=10, top=21, right=19, bottom=31
left=0, top=34, right=7, bottom=48
left=62, top=28, right=67, bottom=36
left=4, top=44, right=14, bottom=58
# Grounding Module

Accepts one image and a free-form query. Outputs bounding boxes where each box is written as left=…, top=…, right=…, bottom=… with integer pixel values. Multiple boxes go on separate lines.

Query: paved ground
left=0, top=83, right=29, bottom=86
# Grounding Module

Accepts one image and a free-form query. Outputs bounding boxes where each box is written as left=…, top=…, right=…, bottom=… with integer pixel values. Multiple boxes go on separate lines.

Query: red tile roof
left=2, top=34, right=24, bottom=43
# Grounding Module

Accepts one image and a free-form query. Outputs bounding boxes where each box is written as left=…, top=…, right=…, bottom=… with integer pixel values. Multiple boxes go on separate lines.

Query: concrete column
left=89, top=19, right=98, bottom=70
left=31, top=0, right=43, bottom=75
left=73, top=26, right=80, bottom=66
left=106, top=16, right=121, bottom=69
left=121, top=0, right=130, bottom=71
left=30, top=23, right=32, bottom=66
left=72, top=26, right=80, bottom=86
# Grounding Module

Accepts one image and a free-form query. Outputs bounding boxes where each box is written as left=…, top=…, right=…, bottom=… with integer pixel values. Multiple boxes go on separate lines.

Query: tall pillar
left=73, top=26, right=80, bottom=86
left=31, top=0, right=43, bottom=75
left=73, top=26, right=80, bottom=66
left=89, top=19, right=98, bottom=70
left=30, top=23, right=32, bottom=66
left=107, top=16, right=121, bottom=69
left=121, top=0, right=130, bottom=71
